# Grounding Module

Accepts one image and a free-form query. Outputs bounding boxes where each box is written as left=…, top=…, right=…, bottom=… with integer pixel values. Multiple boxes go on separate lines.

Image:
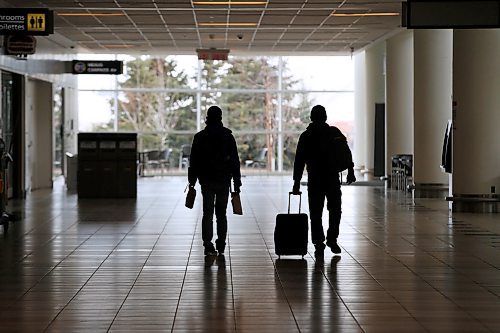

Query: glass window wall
left=78, top=55, right=354, bottom=175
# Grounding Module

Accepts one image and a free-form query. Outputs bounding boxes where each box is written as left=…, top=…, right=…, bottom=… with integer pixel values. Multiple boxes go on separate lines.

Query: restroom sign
left=0, top=8, right=53, bottom=35
left=27, top=13, right=46, bottom=32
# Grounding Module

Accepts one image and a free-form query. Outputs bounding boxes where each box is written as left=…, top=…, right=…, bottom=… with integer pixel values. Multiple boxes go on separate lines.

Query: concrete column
left=64, top=87, right=79, bottom=154
left=363, top=42, right=385, bottom=180
left=451, top=30, right=500, bottom=212
left=413, top=30, right=452, bottom=197
left=26, top=79, right=53, bottom=190
left=386, top=31, right=414, bottom=179
left=353, top=51, right=366, bottom=175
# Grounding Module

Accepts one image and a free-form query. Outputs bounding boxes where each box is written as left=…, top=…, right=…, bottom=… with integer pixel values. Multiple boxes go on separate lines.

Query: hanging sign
left=4, top=35, right=37, bottom=55
left=403, top=0, right=500, bottom=29
left=0, top=8, right=54, bottom=35
left=196, top=48, right=230, bottom=61
left=72, top=60, right=123, bottom=75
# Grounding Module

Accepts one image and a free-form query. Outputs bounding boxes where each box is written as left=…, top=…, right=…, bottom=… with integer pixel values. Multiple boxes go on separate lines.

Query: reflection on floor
left=1, top=176, right=499, bottom=332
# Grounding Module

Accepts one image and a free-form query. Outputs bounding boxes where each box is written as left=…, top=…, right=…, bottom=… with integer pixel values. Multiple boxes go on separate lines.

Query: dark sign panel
left=4, top=35, right=37, bottom=55
left=196, top=48, right=230, bottom=61
left=0, top=8, right=54, bottom=35
left=72, top=60, right=123, bottom=75
left=403, top=0, right=500, bottom=29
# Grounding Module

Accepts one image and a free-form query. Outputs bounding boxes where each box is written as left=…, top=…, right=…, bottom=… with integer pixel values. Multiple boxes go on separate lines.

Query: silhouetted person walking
left=292, top=105, right=356, bottom=258
left=188, top=106, right=242, bottom=256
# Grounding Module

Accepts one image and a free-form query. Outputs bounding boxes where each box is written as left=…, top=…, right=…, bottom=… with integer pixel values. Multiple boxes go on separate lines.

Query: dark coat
left=293, top=122, right=353, bottom=186
left=188, top=122, right=242, bottom=187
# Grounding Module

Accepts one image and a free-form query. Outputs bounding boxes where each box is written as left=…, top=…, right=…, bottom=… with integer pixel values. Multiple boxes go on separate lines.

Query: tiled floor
left=1, top=176, right=499, bottom=333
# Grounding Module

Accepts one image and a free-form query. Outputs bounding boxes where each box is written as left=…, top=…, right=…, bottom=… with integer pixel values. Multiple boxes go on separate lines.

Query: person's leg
left=214, top=183, right=230, bottom=254
left=307, top=186, right=326, bottom=255
left=326, top=184, right=342, bottom=253
left=201, top=184, right=217, bottom=254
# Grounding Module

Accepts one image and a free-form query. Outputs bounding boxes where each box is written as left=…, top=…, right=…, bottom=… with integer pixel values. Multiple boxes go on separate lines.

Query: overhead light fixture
left=193, top=1, right=267, bottom=4
left=331, top=12, right=399, bottom=17
left=58, top=12, right=125, bottom=17
left=198, top=22, right=257, bottom=26
left=205, top=37, right=243, bottom=41
left=103, top=45, right=132, bottom=48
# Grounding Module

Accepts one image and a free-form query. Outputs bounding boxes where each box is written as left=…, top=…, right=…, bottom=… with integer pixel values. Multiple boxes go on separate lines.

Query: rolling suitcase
left=274, top=192, right=309, bottom=258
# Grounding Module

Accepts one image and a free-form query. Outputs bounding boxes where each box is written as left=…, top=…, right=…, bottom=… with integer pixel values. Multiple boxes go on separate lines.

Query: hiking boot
left=327, top=240, right=341, bottom=254
left=314, top=243, right=325, bottom=258
left=204, top=244, right=217, bottom=256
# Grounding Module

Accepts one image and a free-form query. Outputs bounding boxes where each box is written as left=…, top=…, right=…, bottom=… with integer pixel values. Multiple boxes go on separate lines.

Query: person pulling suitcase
left=292, top=105, right=356, bottom=258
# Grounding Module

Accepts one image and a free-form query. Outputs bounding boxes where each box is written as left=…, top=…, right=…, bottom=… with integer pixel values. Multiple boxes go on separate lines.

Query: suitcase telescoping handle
left=288, top=191, right=302, bottom=214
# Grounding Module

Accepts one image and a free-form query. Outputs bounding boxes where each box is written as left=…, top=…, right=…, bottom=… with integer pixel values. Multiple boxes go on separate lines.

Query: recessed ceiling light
left=198, top=22, right=257, bottom=26
left=193, top=1, right=267, bottom=4
left=58, top=12, right=125, bottom=17
left=331, top=12, right=400, bottom=17
left=103, top=44, right=132, bottom=48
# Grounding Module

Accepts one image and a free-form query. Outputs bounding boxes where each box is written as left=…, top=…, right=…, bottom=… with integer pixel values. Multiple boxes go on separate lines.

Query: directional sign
left=72, top=60, right=123, bottom=75
left=403, top=0, right=500, bottom=29
left=0, top=8, right=53, bottom=35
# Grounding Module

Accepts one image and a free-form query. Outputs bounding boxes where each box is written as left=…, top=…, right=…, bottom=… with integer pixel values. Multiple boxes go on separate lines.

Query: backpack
left=331, top=136, right=352, bottom=172
left=319, top=126, right=352, bottom=173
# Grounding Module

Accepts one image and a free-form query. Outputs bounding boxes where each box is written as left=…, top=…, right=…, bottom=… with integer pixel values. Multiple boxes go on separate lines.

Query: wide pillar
left=451, top=30, right=500, bottom=212
left=26, top=79, right=53, bottom=191
left=413, top=30, right=452, bottom=197
left=353, top=51, right=366, bottom=176
left=363, top=42, right=385, bottom=181
left=386, top=31, right=414, bottom=182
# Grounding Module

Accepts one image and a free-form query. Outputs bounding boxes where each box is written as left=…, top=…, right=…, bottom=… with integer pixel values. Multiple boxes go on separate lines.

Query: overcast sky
left=78, top=55, right=354, bottom=131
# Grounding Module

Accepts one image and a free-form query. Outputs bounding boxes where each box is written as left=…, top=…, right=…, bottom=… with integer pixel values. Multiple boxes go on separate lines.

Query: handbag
left=230, top=185, right=243, bottom=215
left=185, top=185, right=196, bottom=209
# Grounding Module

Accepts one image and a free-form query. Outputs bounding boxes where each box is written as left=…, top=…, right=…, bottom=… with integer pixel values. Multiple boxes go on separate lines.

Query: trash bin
left=78, top=134, right=99, bottom=198
left=77, top=133, right=137, bottom=198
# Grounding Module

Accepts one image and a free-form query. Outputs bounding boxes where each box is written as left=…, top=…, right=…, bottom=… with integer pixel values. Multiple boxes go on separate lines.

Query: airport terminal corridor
left=0, top=176, right=499, bottom=332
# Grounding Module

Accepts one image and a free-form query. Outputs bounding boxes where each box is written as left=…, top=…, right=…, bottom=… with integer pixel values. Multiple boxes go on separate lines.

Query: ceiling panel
left=1, top=0, right=403, bottom=55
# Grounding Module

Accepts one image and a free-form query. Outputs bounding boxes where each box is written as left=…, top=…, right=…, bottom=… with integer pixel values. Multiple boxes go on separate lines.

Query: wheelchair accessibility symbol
left=27, top=13, right=46, bottom=32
